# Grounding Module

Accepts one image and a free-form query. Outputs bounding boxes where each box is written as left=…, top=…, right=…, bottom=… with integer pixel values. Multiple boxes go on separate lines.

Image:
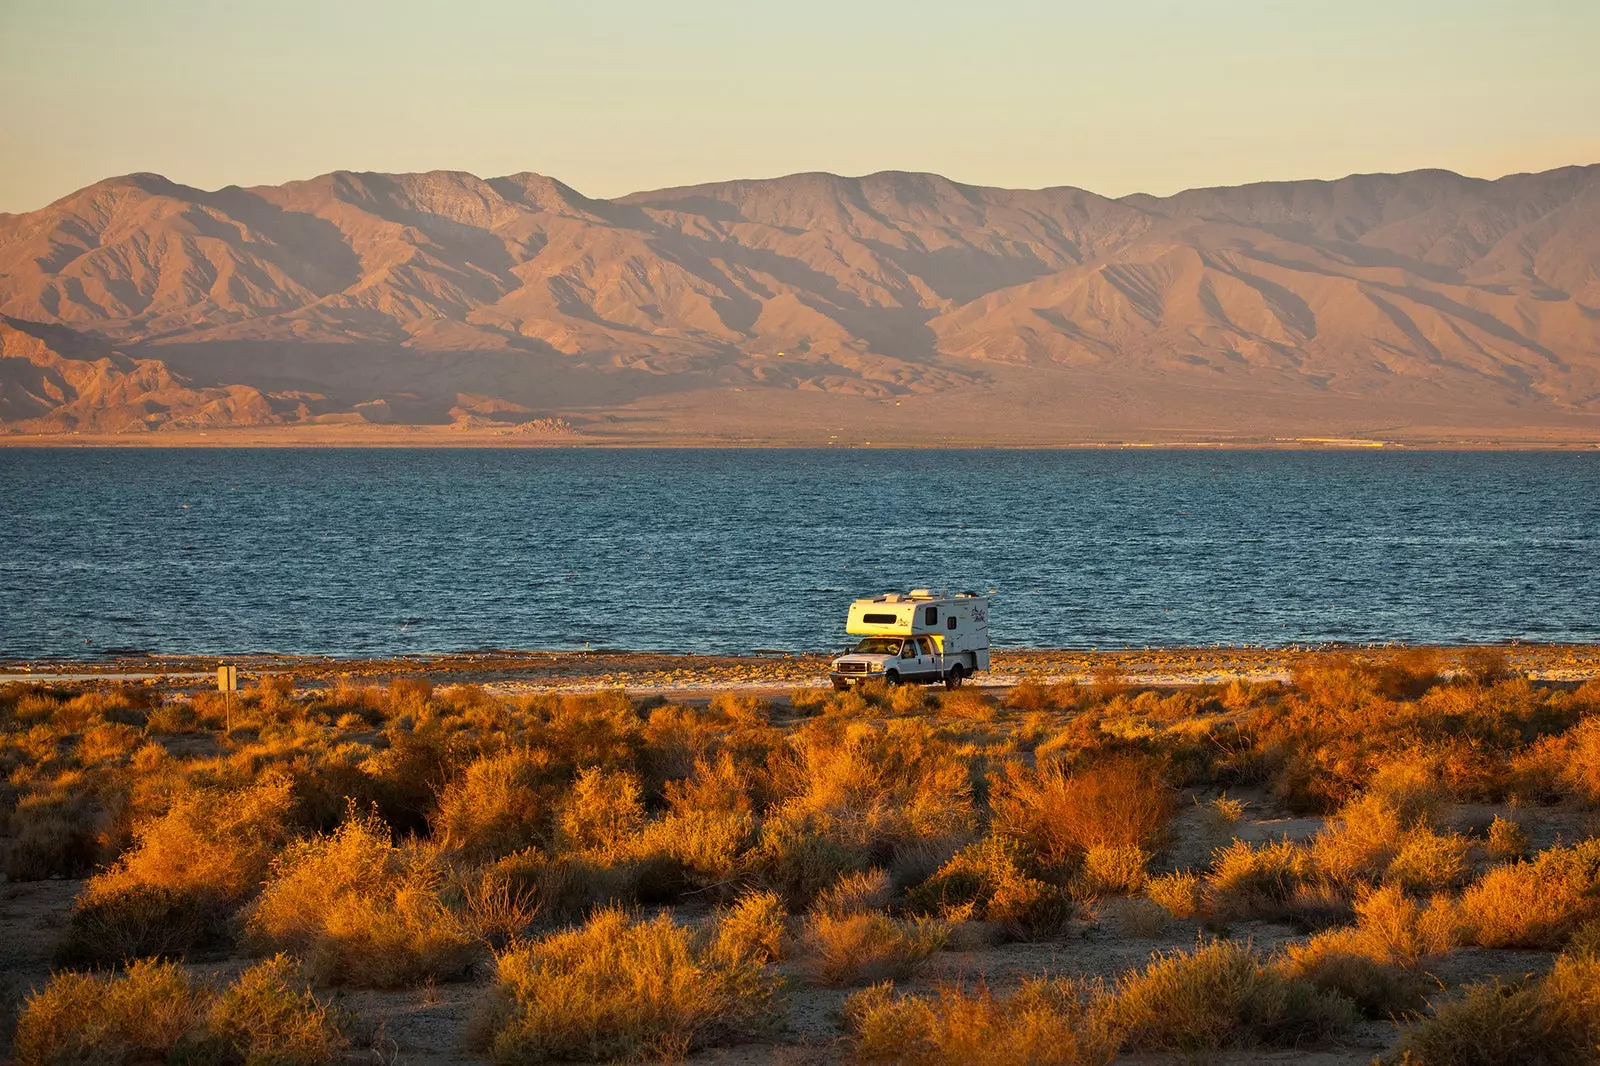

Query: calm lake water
left=2, top=448, right=1597, bottom=659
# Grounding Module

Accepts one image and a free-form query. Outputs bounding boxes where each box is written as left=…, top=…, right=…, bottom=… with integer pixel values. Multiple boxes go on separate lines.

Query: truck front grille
left=836, top=662, right=870, bottom=674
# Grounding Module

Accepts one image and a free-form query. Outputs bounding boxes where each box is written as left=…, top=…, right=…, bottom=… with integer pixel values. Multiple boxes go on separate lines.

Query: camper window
left=924, top=606, right=938, bottom=625
left=863, top=613, right=898, bottom=624
left=946, top=617, right=957, bottom=630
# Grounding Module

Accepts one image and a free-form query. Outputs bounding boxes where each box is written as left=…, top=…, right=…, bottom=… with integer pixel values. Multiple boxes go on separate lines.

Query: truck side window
left=946, top=617, right=957, bottom=630
left=901, top=643, right=916, bottom=658
left=924, top=606, right=938, bottom=626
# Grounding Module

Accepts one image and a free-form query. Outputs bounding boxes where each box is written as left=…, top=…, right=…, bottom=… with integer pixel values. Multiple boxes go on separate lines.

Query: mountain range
left=2, top=164, right=1598, bottom=443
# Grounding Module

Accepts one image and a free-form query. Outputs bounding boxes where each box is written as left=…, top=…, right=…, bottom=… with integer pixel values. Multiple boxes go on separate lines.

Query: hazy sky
left=3, top=0, right=1597, bottom=213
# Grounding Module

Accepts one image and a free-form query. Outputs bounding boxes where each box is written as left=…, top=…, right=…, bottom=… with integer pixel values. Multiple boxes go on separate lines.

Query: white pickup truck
left=828, top=590, right=990, bottom=689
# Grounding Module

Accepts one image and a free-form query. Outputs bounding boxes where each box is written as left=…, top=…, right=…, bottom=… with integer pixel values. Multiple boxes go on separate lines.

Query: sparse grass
left=477, top=905, right=782, bottom=1063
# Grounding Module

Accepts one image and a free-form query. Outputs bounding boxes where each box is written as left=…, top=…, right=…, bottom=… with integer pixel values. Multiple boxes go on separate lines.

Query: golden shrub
left=802, top=912, right=949, bottom=987
left=480, top=905, right=781, bottom=1063
left=846, top=978, right=1119, bottom=1066
left=245, top=808, right=477, bottom=986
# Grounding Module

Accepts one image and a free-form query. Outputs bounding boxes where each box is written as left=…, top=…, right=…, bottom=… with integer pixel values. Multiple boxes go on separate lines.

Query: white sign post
left=217, top=664, right=238, bottom=732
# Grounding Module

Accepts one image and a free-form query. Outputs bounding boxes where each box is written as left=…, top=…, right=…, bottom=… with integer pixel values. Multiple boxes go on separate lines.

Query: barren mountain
left=2, top=165, right=1598, bottom=443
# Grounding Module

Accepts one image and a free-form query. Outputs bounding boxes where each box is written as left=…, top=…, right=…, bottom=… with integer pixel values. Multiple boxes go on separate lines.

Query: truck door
left=918, top=636, right=939, bottom=678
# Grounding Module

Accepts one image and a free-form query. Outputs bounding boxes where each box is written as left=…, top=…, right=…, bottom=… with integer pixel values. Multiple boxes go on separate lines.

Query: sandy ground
left=6, top=644, right=1600, bottom=695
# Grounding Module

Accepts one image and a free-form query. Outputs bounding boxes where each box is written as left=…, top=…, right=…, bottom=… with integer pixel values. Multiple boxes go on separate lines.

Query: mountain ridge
left=2, top=164, right=1597, bottom=442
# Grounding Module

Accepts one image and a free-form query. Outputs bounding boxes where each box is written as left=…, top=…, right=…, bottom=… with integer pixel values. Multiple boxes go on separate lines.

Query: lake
left=2, top=448, right=1597, bottom=658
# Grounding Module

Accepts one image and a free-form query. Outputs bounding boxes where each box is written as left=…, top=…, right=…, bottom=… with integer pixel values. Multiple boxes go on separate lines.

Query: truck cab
left=829, top=590, right=990, bottom=690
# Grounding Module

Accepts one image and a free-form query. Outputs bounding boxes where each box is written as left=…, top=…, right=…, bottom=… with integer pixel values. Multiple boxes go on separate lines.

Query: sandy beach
left=7, top=643, right=1600, bottom=693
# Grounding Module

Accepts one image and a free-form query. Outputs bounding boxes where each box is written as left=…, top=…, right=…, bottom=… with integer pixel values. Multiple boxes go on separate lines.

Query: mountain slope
left=1, top=165, right=1597, bottom=440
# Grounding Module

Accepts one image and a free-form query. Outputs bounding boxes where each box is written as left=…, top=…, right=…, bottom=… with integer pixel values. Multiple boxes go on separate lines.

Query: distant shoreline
left=4, top=428, right=1599, bottom=450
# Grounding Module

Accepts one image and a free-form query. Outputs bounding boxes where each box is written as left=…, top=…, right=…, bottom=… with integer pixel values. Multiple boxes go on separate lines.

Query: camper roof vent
left=909, top=588, right=935, bottom=598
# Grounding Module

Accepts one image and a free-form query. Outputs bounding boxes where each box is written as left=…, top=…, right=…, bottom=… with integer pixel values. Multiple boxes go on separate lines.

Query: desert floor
left=4, top=646, right=1598, bottom=1064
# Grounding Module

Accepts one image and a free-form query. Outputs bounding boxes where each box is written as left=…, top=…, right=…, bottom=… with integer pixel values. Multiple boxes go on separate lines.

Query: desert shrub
left=555, top=766, right=645, bottom=853
left=1105, top=896, right=1172, bottom=938
left=641, top=701, right=777, bottom=791
left=1284, top=937, right=1425, bottom=1018
left=664, top=750, right=753, bottom=817
left=1486, top=814, right=1529, bottom=862
left=1, top=787, right=105, bottom=880
left=1386, top=825, right=1470, bottom=893
left=888, top=683, right=930, bottom=716
left=845, top=977, right=1120, bottom=1066
left=1147, top=870, right=1202, bottom=919
left=937, top=687, right=995, bottom=721
left=460, top=865, right=545, bottom=948
left=245, top=808, right=476, bottom=986
left=908, top=835, right=1074, bottom=938
left=13, top=959, right=202, bottom=1066
left=1311, top=792, right=1468, bottom=890
left=436, top=747, right=560, bottom=859
left=1203, top=838, right=1316, bottom=921
left=991, top=755, right=1172, bottom=871
left=749, top=719, right=973, bottom=907
left=143, top=697, right=199, bottom=729
left=626, top=807, right=752, bottom=895
left=712, top=890, right=788, bottom=963
left=526, top=690, right=643, bottom=773
left=199, top=954, right=349, bottom=1065
left=1110, top=938, right=1356, bottom=1051
left=55, top=884, right=229, bottom=967
left=1560, top=717, right=1600, bottom=803
left=802, top=912, right=949, bottom=987
left=1459, top=648, right=1512, bottom=686
left=90, top=773, right=297, bottom=902
left=1459, top=839, right=1600, bottom=949
left=1282, top=885, right=1456, bottom=1017
left=1074, top=845, right=1150, bottom=897
left=812, top=867, right=895, bottom=919
left=746, top=816, right=866, bottom=908
left=13, top=956, right=346, bottom=1066
left=1383, top=953, right=1600, bottom=1065
left=478, top=905, right=781, bottom=1063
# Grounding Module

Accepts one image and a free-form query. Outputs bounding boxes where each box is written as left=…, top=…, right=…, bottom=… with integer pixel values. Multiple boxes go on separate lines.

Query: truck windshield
left=853, top=637, right=904, bottom=654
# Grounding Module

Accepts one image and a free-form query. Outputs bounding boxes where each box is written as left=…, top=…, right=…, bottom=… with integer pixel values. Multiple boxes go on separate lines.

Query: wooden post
left=217, top=664, right=238, bottom=732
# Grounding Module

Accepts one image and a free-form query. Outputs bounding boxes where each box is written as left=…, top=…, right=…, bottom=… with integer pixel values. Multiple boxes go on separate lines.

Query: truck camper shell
left=831, top=589, right=991, bottom=687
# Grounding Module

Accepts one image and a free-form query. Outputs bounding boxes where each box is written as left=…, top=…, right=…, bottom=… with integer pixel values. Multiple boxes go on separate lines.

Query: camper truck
left=828, top=590, right=990, bottom=689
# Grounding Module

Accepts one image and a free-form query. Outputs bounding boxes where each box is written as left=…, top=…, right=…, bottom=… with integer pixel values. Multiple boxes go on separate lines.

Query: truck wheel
left=944, top=665, right=965, bottom=689
left=885, top=670, right=900, bottom=685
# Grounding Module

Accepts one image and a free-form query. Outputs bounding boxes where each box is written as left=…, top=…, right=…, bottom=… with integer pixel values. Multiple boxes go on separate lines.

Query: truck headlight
left=868, top=662, right=882, bottom=672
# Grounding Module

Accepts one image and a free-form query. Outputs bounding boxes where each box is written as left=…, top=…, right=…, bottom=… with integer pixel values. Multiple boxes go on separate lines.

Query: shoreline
left=6, top=643, right=1600, bottom=692
left=5, top=431, right=1600, bottom=450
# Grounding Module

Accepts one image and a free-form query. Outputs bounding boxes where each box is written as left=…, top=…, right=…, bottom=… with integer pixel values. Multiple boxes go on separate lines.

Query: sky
left=2, top=0, right=1597, bottom=213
